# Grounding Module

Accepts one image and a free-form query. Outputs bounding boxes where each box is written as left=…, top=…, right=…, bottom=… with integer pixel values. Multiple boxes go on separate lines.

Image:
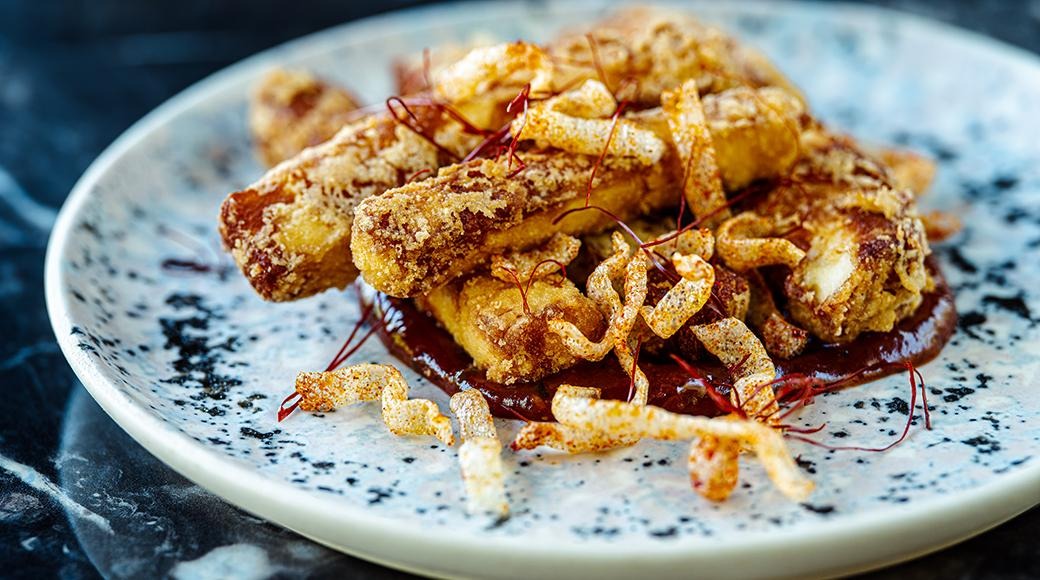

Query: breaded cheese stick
left=752, top=128, right=931, bottom=342
left=220, top=109, right=479, bottom=301
left=352, top=86, right=804, bottom=298
left=548, top=6, right=804, bottom=106
left=352, top=152, right=677, bottom=298
left=420, top=274, right=605, bottom=384
left=250, top=69, right=360, bottom=167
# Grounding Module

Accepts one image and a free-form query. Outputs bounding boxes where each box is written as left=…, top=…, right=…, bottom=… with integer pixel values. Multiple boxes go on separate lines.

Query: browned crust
left=250, top=69, right=361, bottom=167
left=420, top=274, right=606, bottom=383
left=547, top=6, right=804, bottom=106
left=220, top=113, right=440, bottom=301
left=752, top=129, right=931, bottom=342
left=351, top=152, right=678, bottom=298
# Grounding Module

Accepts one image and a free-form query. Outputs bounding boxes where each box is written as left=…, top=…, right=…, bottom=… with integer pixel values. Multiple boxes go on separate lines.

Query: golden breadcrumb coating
left=250, top=69, right=360, bottom=167
left=352, top=152, right=676, bottom=297
left=548, top=6, right=804, bottom=106
left=220, top=109, right=480, bottom=301
left=353, top=86, right=803, bottom=299
left=752, top=128, right=931, bottom=342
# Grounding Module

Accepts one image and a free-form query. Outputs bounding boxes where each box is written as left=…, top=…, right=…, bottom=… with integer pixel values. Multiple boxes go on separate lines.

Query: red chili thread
left=277, top=392, right=302, bottom=423
left=585, top=100, right=629, bottom=207
left=552, top=204, right=679, bottom=283
left=670, top=353, right=746, bottom=418
left=787, top=362, right=932, bottom=452
left=277, top=293, right=389, bottom=422
left=407, top=168, right=433, bottom=183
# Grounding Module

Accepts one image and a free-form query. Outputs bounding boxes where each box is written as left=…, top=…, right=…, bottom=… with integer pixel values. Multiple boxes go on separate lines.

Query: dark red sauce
left=374, top=261, right=956, bottom=422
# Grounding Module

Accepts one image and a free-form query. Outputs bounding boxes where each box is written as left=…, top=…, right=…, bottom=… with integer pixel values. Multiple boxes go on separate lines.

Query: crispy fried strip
left=548, top=233, right=647, bottom=361
left=220, top=109, right=480, bottom=301
left=551, top=390, right=812, bottom=500
left=688, top=435, right=741, bottom=502
left=450, top=391, right=508, bottom=518
left=662, top=80, right=728, bottom=227
left=547, top=7, right=805, bottom=106
left=647, top=227, right=714, bottom=260
left=510, top=386, right=640, bottom=452
left=352, top=153, right=674, bottom=297
left=513, top=80, right=665, bottom=164
left=490, top=233, right=580, bottom=284
left=293, top=364, right=454, bottom=445
left=640, top=253, right=715, bottom=340
left=250, top=69, right=360, bottom=167
left=691, top=318, right=779, bottom=421
left=716, top=212, right=806, bottom=272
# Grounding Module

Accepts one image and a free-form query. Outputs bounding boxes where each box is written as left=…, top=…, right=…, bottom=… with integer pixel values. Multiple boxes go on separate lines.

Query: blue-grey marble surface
left=1, top=1, right=1037, bottom=578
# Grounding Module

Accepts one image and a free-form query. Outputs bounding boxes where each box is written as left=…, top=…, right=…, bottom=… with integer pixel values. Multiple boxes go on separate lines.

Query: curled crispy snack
left=293, top=364, right=454, bottom=446
left=716, top=212, right=806, bottom=272
left=510, top=386, right=639, bottom=453
left=450, top=391, right=508, bottom=518
left=434, top=41, right=553, bottom=104
left=662, top=80, right=728, bottom=227
left=615, top=334, right=649, bottom=406
left=688, top=435, right=741, bottom=502
left=513, top=80, right=666, bottom=164
left=549, top=233, right=648, bottom=361
left=547, top=79, right=617, bottom=118
left=640, top=252, right=715, bottom=340
left=691, top=318, right=779, bottom=421
left=551, top=388, right=812, bottom=500
left=647, top=227, right=714, bottom=260
left=490, top=233, right=580, bottom=284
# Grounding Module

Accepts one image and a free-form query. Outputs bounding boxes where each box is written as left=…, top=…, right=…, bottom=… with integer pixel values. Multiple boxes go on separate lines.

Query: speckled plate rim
left=45, top=1, right=1040, bottom=578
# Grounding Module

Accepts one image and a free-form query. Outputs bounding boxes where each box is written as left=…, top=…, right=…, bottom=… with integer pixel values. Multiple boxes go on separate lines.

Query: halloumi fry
left=250, top=69, right=360, bottom=167
left=352, top=152, right=675, bottom=297
left=754, top=128, right=931, bottom=342
left=419, top=272, right=605, bottom=384
left=450, top=391, right=508, bottom=518
left=220, top=106, right=484, bottom=301
left=548, top=7, right=804, bottom=106
left=292, top=364, right=454, bottom=445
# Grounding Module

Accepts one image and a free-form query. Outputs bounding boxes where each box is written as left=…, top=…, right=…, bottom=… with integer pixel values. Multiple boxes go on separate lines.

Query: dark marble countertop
left=1, top=1, right=1037, bottom=578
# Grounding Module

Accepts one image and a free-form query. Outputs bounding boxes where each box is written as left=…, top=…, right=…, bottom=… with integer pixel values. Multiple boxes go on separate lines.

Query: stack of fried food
left=220, top=7, right=943, bottom=513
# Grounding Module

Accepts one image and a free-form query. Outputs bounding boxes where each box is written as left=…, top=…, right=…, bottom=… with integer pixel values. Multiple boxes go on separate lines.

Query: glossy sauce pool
left=374, top=263, right=956, bottom=422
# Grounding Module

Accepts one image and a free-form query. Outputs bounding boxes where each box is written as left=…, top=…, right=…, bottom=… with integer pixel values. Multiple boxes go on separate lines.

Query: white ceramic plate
left=46, top=1, right=1040, bottom=578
